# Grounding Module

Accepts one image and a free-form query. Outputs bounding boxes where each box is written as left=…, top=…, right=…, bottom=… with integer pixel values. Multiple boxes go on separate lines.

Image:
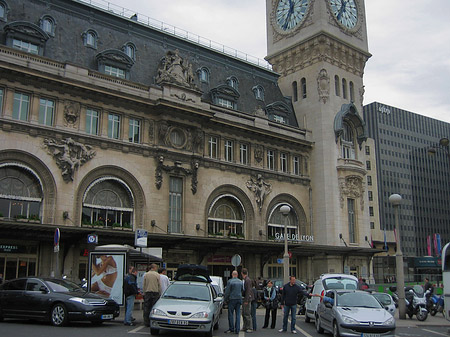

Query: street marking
left=128, top=325, right=149, bottom=334
left=294, top=322, right=314, bottom=337
left=422, top=328, right=448, bottom=336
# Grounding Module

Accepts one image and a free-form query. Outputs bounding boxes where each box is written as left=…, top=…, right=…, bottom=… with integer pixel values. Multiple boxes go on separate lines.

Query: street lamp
left=389, top=193, right=406, bottom=319
left=428, top=137, right=450, bottom=166
left=280, top=205, right=291, bottom=285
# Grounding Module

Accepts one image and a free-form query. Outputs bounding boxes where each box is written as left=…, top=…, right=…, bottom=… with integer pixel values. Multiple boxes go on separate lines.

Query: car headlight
left=341, top=315, right=359, bottom=324
left=150, top=308, right=167, bottom=316
left=69, top=297, right=89, bottom=305
left=383, top=316, right=395, bottom=325
left=191, top=311, right=209, bottom=318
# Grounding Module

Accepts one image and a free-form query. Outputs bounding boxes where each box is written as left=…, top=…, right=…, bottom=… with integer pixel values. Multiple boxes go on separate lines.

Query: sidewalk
left=393, top=310, right=450, bottom=328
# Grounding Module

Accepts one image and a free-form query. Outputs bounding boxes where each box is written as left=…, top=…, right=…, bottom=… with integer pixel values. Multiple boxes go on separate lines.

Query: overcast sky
left=105, top=0, right=450, bottom=124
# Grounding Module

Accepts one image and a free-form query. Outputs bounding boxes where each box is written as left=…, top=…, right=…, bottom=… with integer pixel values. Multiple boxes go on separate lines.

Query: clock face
left=329, top=0, right=358, bottom=29
left=276, top=0, right=309, bottom=31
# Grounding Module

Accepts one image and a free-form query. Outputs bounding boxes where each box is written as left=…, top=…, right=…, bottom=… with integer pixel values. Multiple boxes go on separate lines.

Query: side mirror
left=39, top=286, right=49, bottom=293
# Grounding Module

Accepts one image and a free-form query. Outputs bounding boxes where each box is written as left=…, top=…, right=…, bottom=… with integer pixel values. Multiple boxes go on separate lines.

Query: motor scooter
left=389, top=285, right=428, bottom=321
left=429, top=294, right=445, bottom=317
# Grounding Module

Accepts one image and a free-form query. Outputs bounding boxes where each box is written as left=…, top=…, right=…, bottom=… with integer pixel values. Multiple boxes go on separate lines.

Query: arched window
left=197, top=67, right=210, bottom=83
left=82, top=29, right=98, bottom=49
left=342, top=78, right=347, bottom=99
left=301, top=77, right=307, bottom=99
left=227, top=76, right=239, bottom=90
left=267, top=203, right=298, bottom=241
left=341, top=121, right=355, bottom=159
left=40, top=15, right=56, bottom=35
left=207, top=195, right=244, bottom=238
left=0, top=1, right=8, bottom=21
left=82, top=177, right=134, bottom=229
left=122, top=42, right=136, bottom=60
left=349, top=81, right=354, bottom=102
left=335, top=75, right=340, bottom=96
left=0, top=164, right=43, bottom=221
left=252, top=85, right=265, bottom=101
left=292, top=81, right=298, bottom=102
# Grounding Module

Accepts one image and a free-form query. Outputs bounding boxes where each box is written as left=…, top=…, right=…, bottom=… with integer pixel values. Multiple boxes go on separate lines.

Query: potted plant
left=15, top=214, right=28, bottom=222
left=93, top=220, right=104, bottom=228
left=123, top=222, right=132, bottom=230
left=28, top=214, right=40, bottom=223
left=112, top=222, right=121, bottom=229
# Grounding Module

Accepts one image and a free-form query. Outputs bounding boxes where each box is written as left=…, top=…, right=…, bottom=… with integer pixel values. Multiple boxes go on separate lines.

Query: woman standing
left=262, top=280, right=278, bottom=329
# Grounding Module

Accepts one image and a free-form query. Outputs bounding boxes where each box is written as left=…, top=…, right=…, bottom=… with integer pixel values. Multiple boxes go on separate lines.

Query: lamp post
left=389, top=193, right=405, bottom=319
left=429, top=137, right=450, bottom=166
left=280, top=205, right=291, bottom=285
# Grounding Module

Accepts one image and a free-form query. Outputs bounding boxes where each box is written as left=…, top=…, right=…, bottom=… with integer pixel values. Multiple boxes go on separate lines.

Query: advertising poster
left=89, top=253, right=125, bottom=305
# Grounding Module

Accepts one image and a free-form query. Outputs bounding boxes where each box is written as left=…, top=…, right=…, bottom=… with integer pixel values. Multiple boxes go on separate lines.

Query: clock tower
left=266, top=0, right=373, bottom=274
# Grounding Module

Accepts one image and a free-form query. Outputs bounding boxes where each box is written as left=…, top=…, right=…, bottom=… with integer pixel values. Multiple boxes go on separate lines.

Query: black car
left=0, top=277, right=119, bottom=326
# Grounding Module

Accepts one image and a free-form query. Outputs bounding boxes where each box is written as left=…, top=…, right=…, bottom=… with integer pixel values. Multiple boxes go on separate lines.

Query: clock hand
left=283, top=0, right=294, bottom=30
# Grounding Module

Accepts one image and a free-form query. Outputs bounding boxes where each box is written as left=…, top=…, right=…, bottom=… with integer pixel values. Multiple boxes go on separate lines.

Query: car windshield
left=336, top=292, right=383, bottom=308
left=324, top=277, right=357, bottom=290
left=372, top=293, right=392, bottom=306
left=45, top=279, right=84, bottom=293
left=162, top=283, right=211, bottom=301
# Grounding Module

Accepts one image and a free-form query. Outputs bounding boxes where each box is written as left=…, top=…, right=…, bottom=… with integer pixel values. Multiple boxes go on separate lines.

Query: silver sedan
left=316, top=289, right=396, bottom=337
left=149, top=280, right=222, bottom=337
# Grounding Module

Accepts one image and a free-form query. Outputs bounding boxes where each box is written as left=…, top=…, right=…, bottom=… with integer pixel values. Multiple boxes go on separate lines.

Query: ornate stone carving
left=359, top=85, right=365, bottom=104
left=155, top=49, right=198, bottom=90
left=158, top=120, right=169, bottom=145
left=155, top=156, right=199, bottom=194
left=339, top=175, right=365, bottom=210
left=192, top=129, right=204, bottom=154
left=63, top=101, right=80, bottom=127
left=254, top=145, right=263, bottom=164
left=148, top=120, right=155, bottom=143
left=246, top=174, right=272, bottom=212
left=317, top=68, right=330, bottom=104
left=43, top=138, right=96, bottom=182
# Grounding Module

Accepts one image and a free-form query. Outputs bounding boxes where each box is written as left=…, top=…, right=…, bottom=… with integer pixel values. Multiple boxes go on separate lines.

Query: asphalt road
left=1, top=307, right=449, bottom=337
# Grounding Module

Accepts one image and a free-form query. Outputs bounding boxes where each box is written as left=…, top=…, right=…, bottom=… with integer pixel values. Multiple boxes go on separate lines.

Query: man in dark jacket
left=123, top=267, right=139, bottom=326
left=241, top=268, right=254, bottom=333
left=279, top=276, right=309, bottom=334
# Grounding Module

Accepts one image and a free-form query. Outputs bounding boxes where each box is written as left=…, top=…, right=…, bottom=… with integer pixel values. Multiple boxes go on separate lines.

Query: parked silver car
left=371, top=292, right=396, bottom=315
left=149, top=264, right=222, bottom=337
left=316, top=289, right=396, bottom=337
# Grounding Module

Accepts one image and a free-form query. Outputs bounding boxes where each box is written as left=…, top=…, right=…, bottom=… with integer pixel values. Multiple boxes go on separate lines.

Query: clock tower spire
left=266, top=0, right=373, bottom=274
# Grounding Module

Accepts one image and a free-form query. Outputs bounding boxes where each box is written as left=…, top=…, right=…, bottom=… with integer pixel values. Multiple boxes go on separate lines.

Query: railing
left=74, top=0, right=272, bottom=70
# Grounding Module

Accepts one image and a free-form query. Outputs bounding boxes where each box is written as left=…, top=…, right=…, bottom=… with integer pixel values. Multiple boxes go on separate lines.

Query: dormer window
left=40, top=15, right=56, bottom=36
left=197, top=67, right=210, bottom=83
left=122, top=42, right=136, bottom=60
left=227, top=76, right=239, bottom=90
left=0, top=0, right=9, bottom=21
left=252, top=85, right=264, bottom=101
left=210, top=84, right=239, bottom=110
left=96, top=49, right=134, bottom=80
left=82, top=29, right=98, bottom=49
left=4, top=21, right=49, bottom=56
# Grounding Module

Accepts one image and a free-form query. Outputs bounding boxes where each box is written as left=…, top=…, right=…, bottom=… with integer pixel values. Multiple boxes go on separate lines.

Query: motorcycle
left=389, top=285, right=428, bottom=321
left=428, top=294, right=445, bottom=317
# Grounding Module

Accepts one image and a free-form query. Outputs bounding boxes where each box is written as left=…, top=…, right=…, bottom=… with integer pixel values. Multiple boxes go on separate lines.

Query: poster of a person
left=90, top=254, right=124, bottom=305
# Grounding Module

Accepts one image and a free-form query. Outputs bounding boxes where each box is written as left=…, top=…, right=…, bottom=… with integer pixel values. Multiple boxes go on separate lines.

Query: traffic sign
left=288, top=251, right=292, bottom=259
left=231, top=254, right=241, bottom=267
left=54, top=228, right=60, bottom=246
left=135, top=229, right=148, bottom=248
left=87, top=234, right=98, bottom=244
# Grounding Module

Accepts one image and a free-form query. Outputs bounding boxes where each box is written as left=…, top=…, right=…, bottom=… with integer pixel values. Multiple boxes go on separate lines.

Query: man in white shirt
left=159, top=267, right=170, bottom=294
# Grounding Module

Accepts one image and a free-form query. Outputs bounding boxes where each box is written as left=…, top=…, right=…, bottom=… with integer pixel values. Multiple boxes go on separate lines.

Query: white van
left=210, top=276, right=224, bottom=295
left=304, top=273, right=358, bottom=323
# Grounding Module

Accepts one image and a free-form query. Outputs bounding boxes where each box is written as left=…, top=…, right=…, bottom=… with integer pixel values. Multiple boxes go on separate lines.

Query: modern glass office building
left=363, top=102, right=450, bottom=260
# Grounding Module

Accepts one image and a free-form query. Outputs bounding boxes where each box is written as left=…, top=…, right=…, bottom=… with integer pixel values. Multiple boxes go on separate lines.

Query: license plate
left=168, top=319, right=188, bottom=325
left=101, top=314, right=113, bottom=320
left=361, top=334, right=380, bottom=337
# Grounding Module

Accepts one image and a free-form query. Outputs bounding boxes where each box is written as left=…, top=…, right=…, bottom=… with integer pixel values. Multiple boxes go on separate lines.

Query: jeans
left=251, top=301, right=257, bottom=331
left=227, top=299, right=242, bottom=333
left=143, top=292, right=160, bottom=326
left=282, top=304, right=297, bottom=332
left=124, top=295, right=135, bottom=324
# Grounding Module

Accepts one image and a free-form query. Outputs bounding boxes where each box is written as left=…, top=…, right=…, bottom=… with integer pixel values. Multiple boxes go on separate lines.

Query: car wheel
left=315, top=315, right=324, bottom=334
left=150, top=328, right=160, bottom=335
left=205, top=326, right=213, bottom=337
left=51, top=303, right=68, bottom=327
left=333, top=321, right=340, bottom=337
left=304, top=314, right=310, bottom=323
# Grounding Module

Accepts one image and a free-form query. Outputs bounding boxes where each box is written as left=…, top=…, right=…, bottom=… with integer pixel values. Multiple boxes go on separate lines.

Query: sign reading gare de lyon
left=275, top=233, right=314, bottom=242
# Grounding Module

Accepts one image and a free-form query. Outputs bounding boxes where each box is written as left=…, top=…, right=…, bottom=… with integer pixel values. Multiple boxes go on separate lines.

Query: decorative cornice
left=267, top=32, right=371, bottom=77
